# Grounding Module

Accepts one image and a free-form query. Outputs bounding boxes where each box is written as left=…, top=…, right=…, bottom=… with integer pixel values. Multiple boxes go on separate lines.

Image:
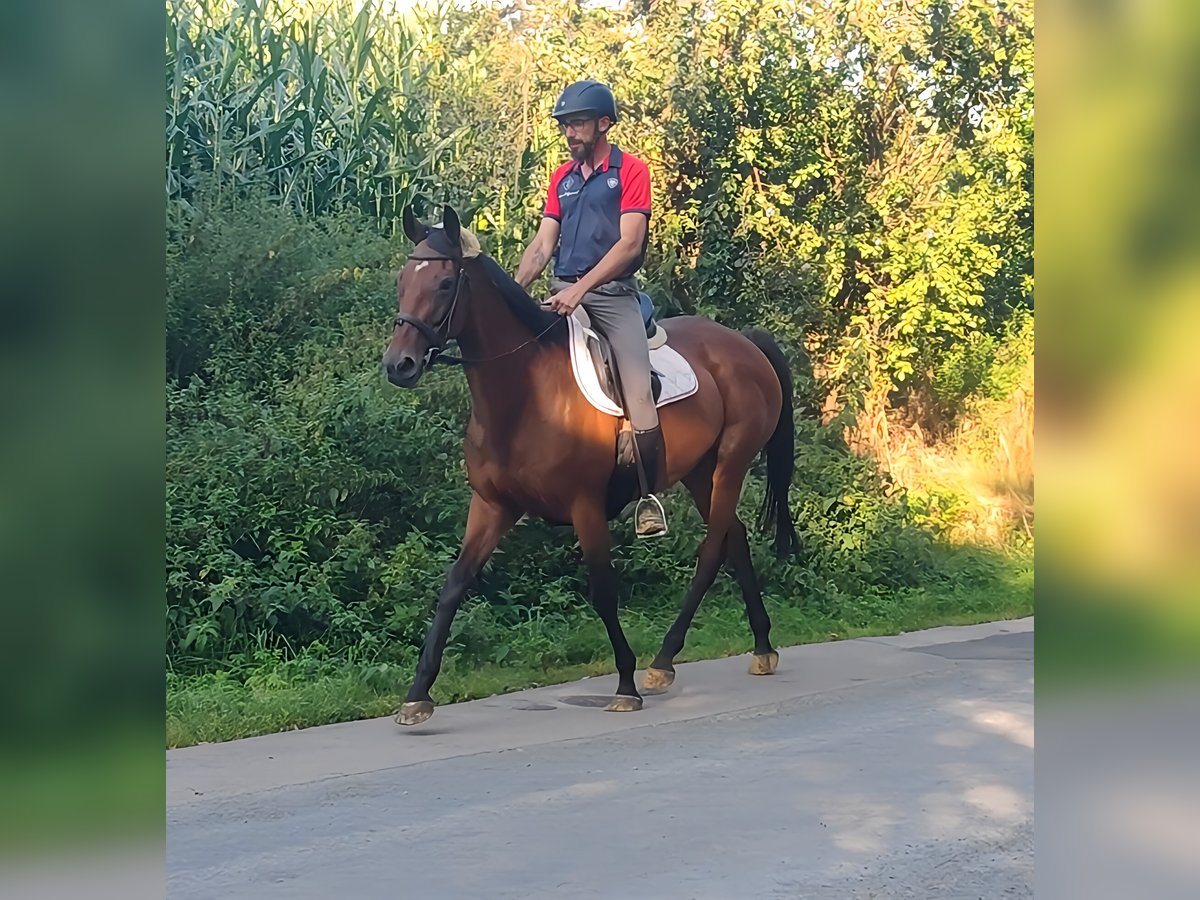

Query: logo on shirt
left=558, top=175, right=580, bottom=200
left=607, top=176, right=619, bottom=189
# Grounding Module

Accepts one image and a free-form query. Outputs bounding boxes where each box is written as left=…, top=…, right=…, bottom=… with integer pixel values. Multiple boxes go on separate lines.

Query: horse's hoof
left=395, top=700, right=435, bottom=726
left=642, top=667, right=675, bottom=693
left=605, top=694, right=644, bottom=713
left=749, top=651, right=779, bottom=675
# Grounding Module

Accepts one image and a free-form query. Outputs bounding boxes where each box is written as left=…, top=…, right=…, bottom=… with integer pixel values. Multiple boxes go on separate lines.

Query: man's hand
left=550, top=283, right=587, bottom=316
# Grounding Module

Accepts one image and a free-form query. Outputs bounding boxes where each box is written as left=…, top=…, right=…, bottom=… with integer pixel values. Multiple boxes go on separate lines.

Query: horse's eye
left=439, top=277, right=454, bottom=292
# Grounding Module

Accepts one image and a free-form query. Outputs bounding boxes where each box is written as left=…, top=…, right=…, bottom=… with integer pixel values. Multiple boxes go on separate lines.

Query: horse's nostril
left=386, top=355, right=419, bottom=384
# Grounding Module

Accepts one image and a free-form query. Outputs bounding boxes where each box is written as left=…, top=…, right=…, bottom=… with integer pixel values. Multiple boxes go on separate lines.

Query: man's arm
left=569, top=213, right=648, bottom=295
left=515, top=217, right=561, bottom=289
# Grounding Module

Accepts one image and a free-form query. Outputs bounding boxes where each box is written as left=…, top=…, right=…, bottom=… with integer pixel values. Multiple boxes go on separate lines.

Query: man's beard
left=569, top=137, right=595, bottom=162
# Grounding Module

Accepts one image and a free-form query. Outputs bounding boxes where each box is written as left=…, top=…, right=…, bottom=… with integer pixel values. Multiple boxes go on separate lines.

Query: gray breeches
left=549, top=276, right=659, bottom=431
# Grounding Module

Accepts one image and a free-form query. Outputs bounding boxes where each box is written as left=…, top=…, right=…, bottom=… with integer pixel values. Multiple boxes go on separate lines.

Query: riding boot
left=633, top=425, right=668, bottom=538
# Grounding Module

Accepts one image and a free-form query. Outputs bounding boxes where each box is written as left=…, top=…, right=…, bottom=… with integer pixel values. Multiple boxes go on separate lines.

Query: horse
left=382, top=205, right=799, bottom=725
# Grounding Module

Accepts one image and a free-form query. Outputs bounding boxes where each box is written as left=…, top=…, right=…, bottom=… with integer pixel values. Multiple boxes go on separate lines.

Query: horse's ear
left=402, top=206, right=427, bottom=246
left=441, top=205, right=462, bottom=256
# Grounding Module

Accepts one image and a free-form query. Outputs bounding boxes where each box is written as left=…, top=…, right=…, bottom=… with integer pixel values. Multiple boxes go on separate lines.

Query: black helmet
left=551, top=80, right=619, bottom=124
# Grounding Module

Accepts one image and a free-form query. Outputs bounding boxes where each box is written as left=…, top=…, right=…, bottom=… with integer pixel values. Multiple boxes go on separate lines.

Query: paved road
left=167, top=618, right=1033, bottom=899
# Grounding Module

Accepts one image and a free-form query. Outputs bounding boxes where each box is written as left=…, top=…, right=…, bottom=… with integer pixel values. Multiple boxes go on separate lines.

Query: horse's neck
left=456, top=279, right=534, bottom=363
left=458, top=282, right=567, bottom=430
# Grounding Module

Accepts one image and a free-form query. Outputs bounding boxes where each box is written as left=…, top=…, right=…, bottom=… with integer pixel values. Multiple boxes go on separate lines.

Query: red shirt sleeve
left=620, top=155, right=651, bottom=216
left=544, top=163, right=572, bottom=220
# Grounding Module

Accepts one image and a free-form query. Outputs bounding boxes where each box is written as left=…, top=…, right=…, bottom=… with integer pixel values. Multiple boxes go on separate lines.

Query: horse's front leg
left=572, top=497, right=642, bottom=711
left=396, top=492, right=518, bottom=726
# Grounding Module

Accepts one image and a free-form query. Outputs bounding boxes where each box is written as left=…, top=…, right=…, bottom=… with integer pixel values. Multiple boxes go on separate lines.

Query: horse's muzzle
left=384, top=352, right=422, bottom=388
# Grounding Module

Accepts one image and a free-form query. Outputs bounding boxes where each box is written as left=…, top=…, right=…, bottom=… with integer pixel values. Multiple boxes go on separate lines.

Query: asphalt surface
left=167, top=617, right=1033, bottom=899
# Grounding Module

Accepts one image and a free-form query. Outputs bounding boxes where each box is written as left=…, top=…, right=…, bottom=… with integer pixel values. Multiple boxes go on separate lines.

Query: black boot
left=633, top=426, right=668, bottom=538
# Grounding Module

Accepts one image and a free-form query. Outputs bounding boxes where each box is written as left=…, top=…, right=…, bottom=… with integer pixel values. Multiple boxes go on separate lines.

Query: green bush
left=166, top=189, right=1019, bottom=680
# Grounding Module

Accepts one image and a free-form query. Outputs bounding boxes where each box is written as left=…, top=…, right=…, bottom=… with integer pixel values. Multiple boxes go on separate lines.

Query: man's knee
left=626, top=387, right=658, bottom=431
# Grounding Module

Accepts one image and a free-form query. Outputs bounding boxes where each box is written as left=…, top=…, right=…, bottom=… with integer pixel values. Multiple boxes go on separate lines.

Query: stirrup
left=635, top=494, right=668, bottom=538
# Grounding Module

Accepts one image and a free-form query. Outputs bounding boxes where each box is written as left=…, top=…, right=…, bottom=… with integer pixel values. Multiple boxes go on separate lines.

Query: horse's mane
left=423, top=227, right=566, bottom=345
left=474, top=254, right=567, bottom=344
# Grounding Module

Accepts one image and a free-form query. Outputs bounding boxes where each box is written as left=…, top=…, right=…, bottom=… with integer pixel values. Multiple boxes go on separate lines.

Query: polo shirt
left=543, top=145, right=651, bottom=279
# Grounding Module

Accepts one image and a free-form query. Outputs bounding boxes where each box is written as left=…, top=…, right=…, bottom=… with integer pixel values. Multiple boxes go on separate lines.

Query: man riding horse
left=383, top=81, right=799, bottom=725
left=514, top=80, right=668, bottom=538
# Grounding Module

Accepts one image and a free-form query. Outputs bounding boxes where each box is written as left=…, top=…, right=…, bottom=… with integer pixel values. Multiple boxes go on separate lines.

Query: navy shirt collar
left=569, top=144, right=624, bottom=176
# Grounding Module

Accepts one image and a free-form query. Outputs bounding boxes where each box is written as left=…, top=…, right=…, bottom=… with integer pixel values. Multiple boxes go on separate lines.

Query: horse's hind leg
left=643, top=454, right=752, bottom=693
left=643, top=459, right=777, bottom=693
left=396, top=492, right=518, bottom=726
left=726, top=516, right=778, bottom=673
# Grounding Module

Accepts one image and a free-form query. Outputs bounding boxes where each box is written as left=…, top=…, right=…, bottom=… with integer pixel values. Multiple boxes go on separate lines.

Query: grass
left=166, top=557, right=1032, bottom=748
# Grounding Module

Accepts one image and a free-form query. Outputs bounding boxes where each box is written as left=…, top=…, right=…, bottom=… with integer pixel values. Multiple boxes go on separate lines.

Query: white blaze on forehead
left=414, top=260, right=430, bottom=272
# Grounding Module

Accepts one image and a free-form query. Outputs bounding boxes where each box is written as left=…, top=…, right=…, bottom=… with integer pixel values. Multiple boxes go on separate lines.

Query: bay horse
left=382, top=205, right=798, bottom=725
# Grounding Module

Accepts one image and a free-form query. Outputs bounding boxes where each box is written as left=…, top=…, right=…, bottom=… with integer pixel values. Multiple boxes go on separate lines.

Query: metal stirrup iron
left=635, top=493, right=668, bottom=538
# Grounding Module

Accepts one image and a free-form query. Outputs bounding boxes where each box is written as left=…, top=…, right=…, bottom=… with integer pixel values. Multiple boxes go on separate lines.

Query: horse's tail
left=743, top=328, right=800, bottom=560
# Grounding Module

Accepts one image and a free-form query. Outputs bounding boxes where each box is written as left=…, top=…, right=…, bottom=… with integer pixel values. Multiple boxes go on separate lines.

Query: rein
left=393, top=253, right=559, bottom=368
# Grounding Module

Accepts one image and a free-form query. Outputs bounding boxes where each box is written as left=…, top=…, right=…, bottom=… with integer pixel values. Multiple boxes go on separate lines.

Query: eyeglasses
left=557, top=117, right=595, bottom=133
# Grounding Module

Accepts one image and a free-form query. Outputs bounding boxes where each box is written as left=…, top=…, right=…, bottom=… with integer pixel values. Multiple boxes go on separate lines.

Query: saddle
left=571, top=292, right=668, bottom=405
left=566, top=292, right=692, bottom=469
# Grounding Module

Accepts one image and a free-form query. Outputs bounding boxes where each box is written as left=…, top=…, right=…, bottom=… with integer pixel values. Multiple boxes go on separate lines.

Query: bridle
left=392, top=252, right=470, bottom=369
left=392, top=251, right=561, bottom=369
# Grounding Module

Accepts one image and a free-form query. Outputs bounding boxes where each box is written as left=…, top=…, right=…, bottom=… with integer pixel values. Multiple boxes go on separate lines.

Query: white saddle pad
left=566, top=315, right=699, bottom=417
